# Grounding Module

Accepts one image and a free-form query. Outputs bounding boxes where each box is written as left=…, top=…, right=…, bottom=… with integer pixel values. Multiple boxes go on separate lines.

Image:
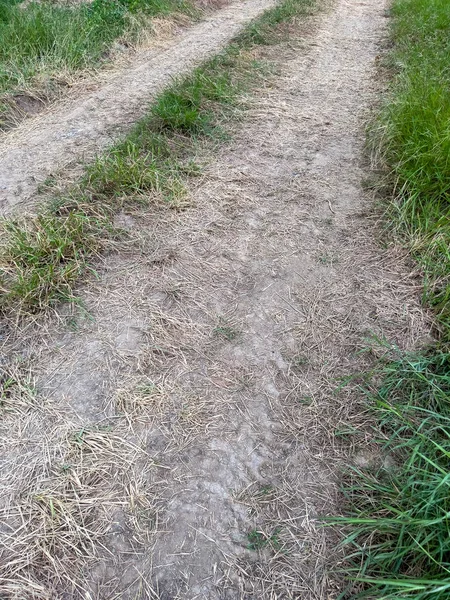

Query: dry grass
left=194, top=0, right=230, bottom=9
left=0, top=359, right=166, bottom=598
left=115, top=374, right=228, bottom=449
left=0, top=301, right=241, bottom=595
left=0, top=361, right=39, bottom=415
left=2, top=223, right=424, bottom=596
left=226, top=470, right=337, bottom=598
left=1, top=443, right=164, bottom=597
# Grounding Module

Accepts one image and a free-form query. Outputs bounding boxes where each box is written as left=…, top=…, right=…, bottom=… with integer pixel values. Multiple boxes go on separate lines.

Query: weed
left=213, top=323, right=239, bottom=341
left=247, top=526, right=282, bottom=551
left=292, top=353, right=309, bottom=369
left=296, top=395, right=313, bottom=406
left=317, top=250, right=337, bottom=266
left=258, top=484, right=274, bottom=496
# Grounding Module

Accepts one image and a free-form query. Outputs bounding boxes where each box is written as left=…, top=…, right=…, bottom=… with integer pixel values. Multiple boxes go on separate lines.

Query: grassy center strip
left=0, top=0, right=316, bottom=315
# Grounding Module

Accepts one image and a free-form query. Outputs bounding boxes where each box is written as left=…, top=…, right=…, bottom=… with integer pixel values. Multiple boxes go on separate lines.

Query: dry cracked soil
left=0, top=0, right=430, bottom=598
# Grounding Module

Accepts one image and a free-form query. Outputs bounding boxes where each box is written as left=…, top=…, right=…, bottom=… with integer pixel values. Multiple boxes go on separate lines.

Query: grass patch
left=334, top=349, right=450, bottom=599
left=235, top=0, right=314, bottom=47
left=0, top=0, right=197, bottom=127
left=0, top=363, right=37, bottom=415
left=247, top=527, right=282, bottom=551
left=372, top=0, right=450, bottom=337
left=0, top=0, right=316, bottom=315
left=213, top=324, right=239, bottom=341
left=0, top=209, right=111, bottom=311
left=83, top=136, right=188, bottom=202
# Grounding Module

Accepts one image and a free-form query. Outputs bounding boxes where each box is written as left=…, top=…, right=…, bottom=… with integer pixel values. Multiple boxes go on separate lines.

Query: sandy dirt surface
left=0, top=0, right=276, bottom=216
left=0, top=0, right=430, bottom=598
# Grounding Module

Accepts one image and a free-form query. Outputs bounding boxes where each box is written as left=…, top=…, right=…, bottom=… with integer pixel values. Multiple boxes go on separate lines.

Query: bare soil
left=0, top=0, right=431, bottom=598
left=0, top=0, right=276, bottom=216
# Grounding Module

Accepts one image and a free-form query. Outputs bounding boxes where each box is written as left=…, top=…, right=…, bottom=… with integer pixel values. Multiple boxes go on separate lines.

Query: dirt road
left=0, top=0, right=428, bottom=598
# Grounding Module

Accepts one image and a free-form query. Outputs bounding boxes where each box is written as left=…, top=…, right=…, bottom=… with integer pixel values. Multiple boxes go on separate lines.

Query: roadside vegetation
left=336, top=0, right=450, bottom=597
left=0, top=0, right=315, bottom=314
left=0, top=0, right=200, bottom=128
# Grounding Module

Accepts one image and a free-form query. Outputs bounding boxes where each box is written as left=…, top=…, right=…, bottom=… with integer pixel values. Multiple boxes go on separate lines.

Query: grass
left=335, top=349, right=450, bottom=599
left=0, top=0, right=197, bottom=127
left=335, top=1, right=450, bottom=597
left=372, top=0, right=450, bottom=337
left=0, top=209, right=111, bottom=311
left=0, top=417, right=161, bottom=599
left=0, top=363, right=37, bottom=414
left=213, top=316, right=240, bottom=341
left=0, top=0, right=316, bottom=316
left=234, top=0, right=312, bottom=47
left=247, top=526, right=282, bottom=551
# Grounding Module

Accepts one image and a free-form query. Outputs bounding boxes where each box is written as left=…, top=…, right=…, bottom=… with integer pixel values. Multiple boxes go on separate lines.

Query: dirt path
left=0, top=0, right=276, bottom=216
left=1, top=0, right=429, bottom=598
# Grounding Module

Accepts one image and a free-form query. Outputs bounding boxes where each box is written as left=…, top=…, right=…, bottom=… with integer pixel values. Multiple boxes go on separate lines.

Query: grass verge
left=0, top=0, right=198, bottom=128
left=0, top=0, right=316, bottom=315
left=372, top=0, right=450, bottom=338
left=335, top=348, right=450, bottom=599
left=335, top=1, right=450, bottom=597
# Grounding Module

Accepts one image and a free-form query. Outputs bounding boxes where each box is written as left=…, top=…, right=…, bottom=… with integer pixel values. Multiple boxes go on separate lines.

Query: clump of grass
left=0, top=210, right=111, bottom=311
left=0, top=364, right=37, bottom=415
left=247, top=526, right=282, bottom=551
left=373, top=0, right=450, bottom=337
left=0, top=0, right=196, bottom=127
left=213, top=324, right=239, bottom=341
left=0, top=0, right=314, bottom=316
left=334, top=349, right=450, bottom=599
left=151, top=61, right=239, bottom=134
left=84, top=138, right=187, bottom=202
left=152, top=89, right=215, bottom=133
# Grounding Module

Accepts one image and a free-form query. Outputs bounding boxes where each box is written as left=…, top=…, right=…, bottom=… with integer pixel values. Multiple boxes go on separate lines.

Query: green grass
left=0, top=0, right=317, bottom=315
left=213, top=324, right=239, bottom=341
left=335, top=1, right=450, bottom=597
left=0, top=0, right=196, bottom=127
left=247, top=526, right=282, bottom=551
left=373, top=0, right=450, bottom=337
left=334, top=349, right=450, bottom=599
left=0, top=209, right=111, bottom=310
